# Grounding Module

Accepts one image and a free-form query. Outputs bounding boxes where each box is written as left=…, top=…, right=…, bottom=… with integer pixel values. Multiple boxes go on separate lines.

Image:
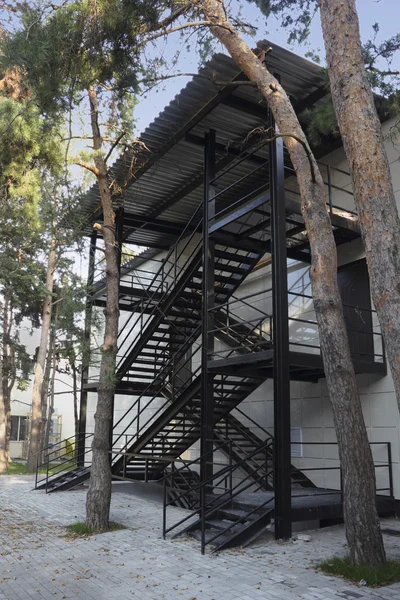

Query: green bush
left=65, top=439, right=75, bottom=457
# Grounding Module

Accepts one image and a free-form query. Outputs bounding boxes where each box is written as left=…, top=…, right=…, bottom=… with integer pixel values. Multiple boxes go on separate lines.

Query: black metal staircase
left=34, top=120, right=390, bottom=559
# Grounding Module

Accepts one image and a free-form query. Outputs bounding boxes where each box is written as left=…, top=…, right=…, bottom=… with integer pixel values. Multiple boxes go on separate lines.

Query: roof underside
left=80, top=41, right=327, bottom=249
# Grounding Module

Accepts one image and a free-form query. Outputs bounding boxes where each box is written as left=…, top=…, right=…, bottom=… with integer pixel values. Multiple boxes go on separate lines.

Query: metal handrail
left=116, top=200, right=204, bottom=354
left=232, top=407, right=273, bottom=440
left=163, top=438, right=273, bottom=539
left=35, top=433, right=94, bottom=490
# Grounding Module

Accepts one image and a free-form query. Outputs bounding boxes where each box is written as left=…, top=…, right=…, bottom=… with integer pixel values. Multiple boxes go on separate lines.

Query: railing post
left=229, top=441, right=233, bottom=498
left=35, top=456, right=39, bottom=490
left=174, top=245, right=177, bottom=283
left=388, top=442, right=394, bottom=498
left=200, top=481, right=206, bottom=555
left=163, top=476, right=167, bottom=539
left=45, top=460, right=49, bottom=494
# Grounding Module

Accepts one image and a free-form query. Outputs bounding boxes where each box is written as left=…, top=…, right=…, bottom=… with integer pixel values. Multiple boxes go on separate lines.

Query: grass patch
left=1, top=461, right=30, bottom=475
left=320, top=556, right=400, bottom=587
left=0, top=460, right=68, bottom=475
left=66, top=521, right=126, bottom=537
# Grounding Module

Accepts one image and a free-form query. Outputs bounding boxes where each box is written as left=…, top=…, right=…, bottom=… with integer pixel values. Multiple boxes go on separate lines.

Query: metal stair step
left=214, top=249, right=255, bottom=263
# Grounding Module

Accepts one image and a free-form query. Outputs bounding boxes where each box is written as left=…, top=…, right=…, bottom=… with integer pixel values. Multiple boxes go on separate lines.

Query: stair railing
left=116, top=201, right=204, bottom=370
left=112, top=285, right=270, bottom=460
left=35, top=433, right=94, bottom=492
left=112, top=332, right=203, bottom=455
left=162, top=438, right=274, bottom=549
left=213, top=427, right=271, bottom=488
left=230, top=407, right=273, bottom=441
left=112, top=215, right=273, bottom=473
left=214, top=416, right=274, bottom=489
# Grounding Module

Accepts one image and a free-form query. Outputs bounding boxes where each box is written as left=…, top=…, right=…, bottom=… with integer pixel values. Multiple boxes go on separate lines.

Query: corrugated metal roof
left=80, top=41, right=325, bottom=247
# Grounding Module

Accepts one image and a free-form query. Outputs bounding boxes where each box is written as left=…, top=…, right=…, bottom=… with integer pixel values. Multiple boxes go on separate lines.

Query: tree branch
left=74, top=160, right=100, bottom=176
left=105, top=131, right=127, bottom=163
left=143, top=20, right=235, bottom=44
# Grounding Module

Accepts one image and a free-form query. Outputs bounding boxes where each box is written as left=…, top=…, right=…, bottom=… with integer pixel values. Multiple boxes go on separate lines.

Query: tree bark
left=26, top=237, right=58, bottom=472
left=71, top=357, right=79, bottom=462
left=44, top=351, right=56, bottom=455
left=198, top=0, right=385, bottom=565
left=85, top=85, right=119, bottom=531
left=318, top=0, right=400, bottom=416
left=41, top=322, right=55, bottom=460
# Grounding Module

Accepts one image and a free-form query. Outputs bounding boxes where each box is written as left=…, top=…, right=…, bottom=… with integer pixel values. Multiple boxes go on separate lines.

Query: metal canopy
left=79, top=41, right=326, bottom=248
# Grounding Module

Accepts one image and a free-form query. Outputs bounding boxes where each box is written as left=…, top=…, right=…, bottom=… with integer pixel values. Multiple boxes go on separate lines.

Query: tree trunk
left=41, top=322, right=55, bottom=460
left=319, top=0, right=400, bottom=414
left=85, top=85, right=119, bottom=531
left=199, top=0, right=385, bottom=565
left=44, top=352, right=56, bottom=455
left=71, top=357, right=79, bottom=462
left=26, top=237, right=58, bottom=472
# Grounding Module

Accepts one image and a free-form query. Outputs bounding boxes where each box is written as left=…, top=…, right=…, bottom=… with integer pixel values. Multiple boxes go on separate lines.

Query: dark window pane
left=10, top=416, right=19, bottom=441
left=19, top=417, right=27, bottom=441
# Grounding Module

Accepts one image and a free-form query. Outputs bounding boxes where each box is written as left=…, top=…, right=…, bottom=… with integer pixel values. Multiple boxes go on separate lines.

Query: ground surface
left=1, top=476, right=400, bottom=600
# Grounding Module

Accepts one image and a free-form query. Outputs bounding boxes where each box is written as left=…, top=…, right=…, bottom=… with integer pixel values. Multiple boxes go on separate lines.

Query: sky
left=133, top=0, right=400, bottom=136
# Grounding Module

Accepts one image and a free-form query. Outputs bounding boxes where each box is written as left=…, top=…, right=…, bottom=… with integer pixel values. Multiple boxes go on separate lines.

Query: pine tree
left=194, top=0, right=386, bottom=566
left=1, top=0, right=180, bottom=529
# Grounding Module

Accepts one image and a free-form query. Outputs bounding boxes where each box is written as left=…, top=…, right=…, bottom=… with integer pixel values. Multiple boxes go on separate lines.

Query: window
left=10, top=416, right=27, bottom=442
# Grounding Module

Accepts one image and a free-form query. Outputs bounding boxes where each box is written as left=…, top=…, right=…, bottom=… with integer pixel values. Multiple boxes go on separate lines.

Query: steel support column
left=269, top=110, right=292, bottom=540
left=78, top=230, right=97, bottom=466
left=200, top=129, right=216, bottom=553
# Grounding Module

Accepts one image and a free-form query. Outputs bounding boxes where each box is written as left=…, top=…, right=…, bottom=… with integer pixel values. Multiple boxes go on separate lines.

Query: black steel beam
left=221, top=95, right=268, bottom=119
left=269, top=110, right=292, bottom=541
left=212, top=230, right=268, bottom=253
left=294, top=85, right=328, bottom=115
left=123, top=214, right=188, bottom=237
left=185, top=132, right=267, bottom=166
left=239, top=217, right=271, bottom=239
left=200, top=130, right=216, bottom=553
left=208, top=350, right=274, bottom=371
left=209, top=192, right=270, bottom=234
left=221, top=84, right=328, bottom=121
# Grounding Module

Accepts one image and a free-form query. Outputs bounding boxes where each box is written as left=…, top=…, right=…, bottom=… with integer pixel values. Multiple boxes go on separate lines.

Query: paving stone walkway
left=1, top=475, right=400, bottom=600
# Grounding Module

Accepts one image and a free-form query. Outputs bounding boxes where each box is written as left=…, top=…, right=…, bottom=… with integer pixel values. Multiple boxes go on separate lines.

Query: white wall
left=10, top=319, right=76, bottom=459
left=284, top=118, right=400, bottom=497
left=86, top=117, right=400, bottom=499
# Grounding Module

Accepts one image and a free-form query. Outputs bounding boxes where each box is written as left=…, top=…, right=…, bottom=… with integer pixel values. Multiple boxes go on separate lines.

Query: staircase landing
left=234, top=488, right=395, bottom=523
